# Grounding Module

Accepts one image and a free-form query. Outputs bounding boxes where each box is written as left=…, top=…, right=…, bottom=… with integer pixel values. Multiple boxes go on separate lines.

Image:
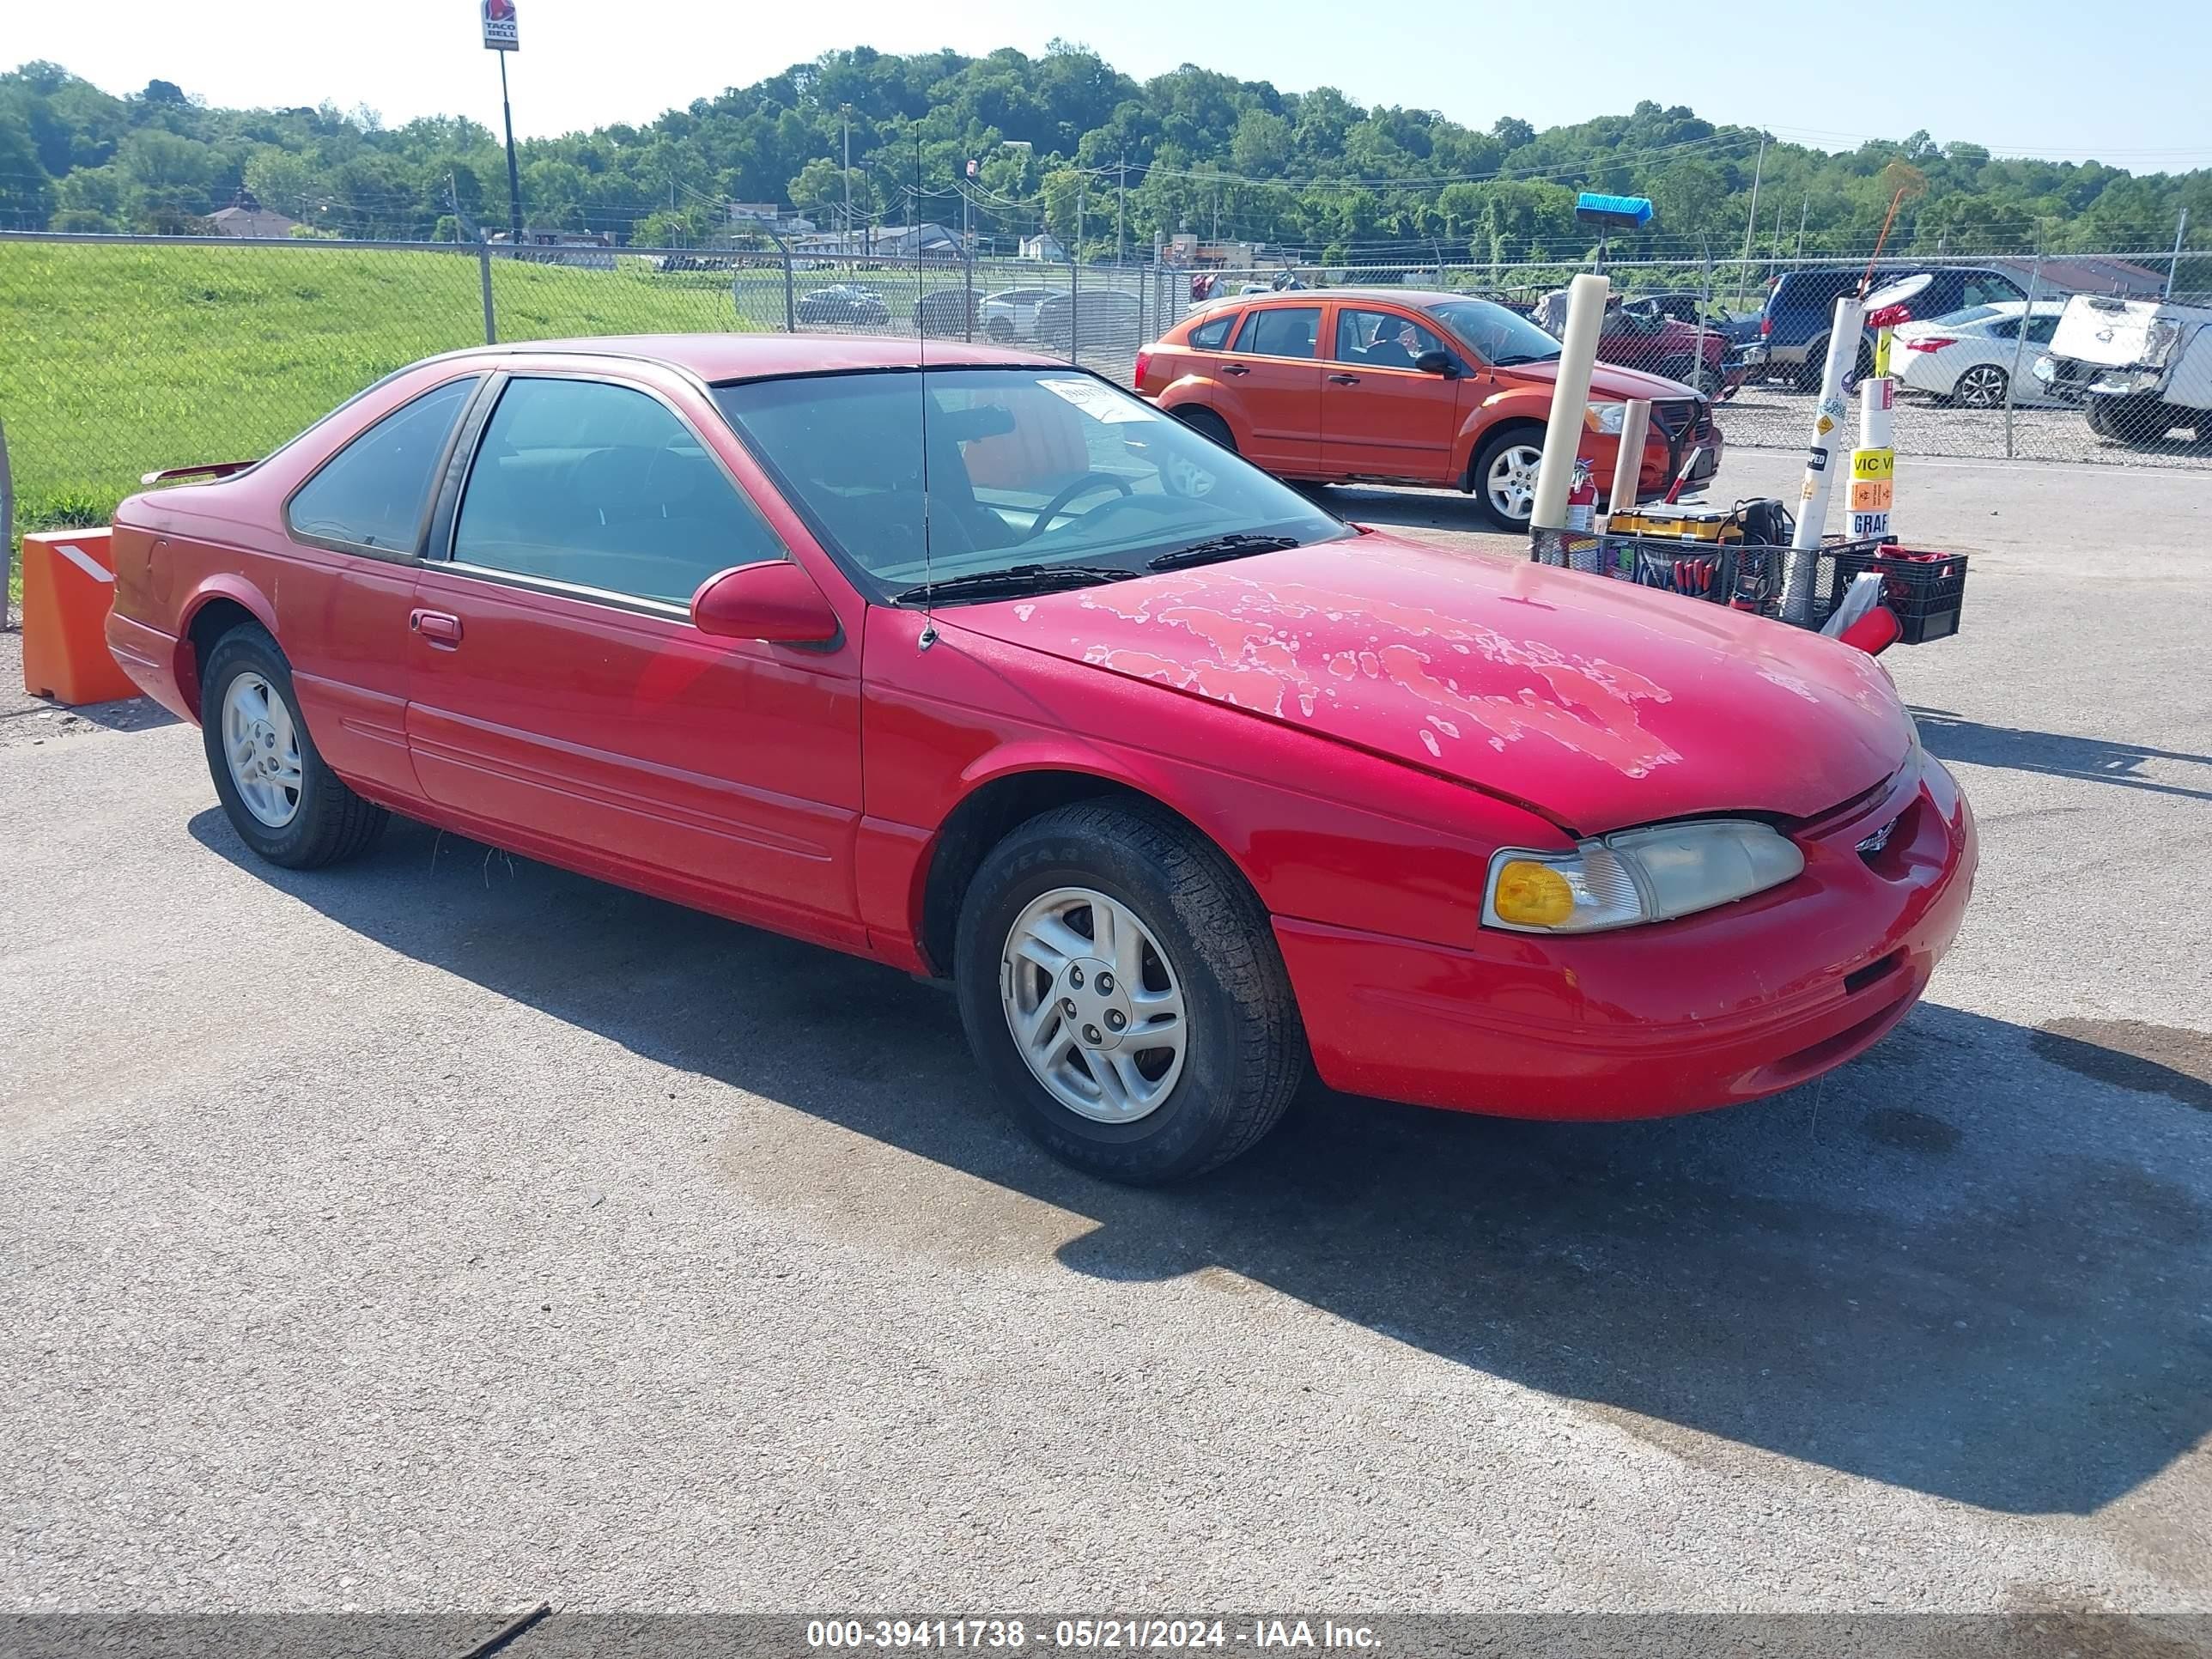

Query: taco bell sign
left=482, top=0, right=519, bottom=51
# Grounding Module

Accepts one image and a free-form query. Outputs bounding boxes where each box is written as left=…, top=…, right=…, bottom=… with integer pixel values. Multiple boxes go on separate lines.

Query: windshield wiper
left=1492, top=352, right=1562, bottom=367
left=1146, top=533, right=1304, bottom=571
left=892, top=563, right=1133, bottom=605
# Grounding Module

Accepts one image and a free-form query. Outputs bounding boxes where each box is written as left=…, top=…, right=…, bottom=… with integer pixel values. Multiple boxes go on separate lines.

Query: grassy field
left=2, top=240, right=749, bottom=589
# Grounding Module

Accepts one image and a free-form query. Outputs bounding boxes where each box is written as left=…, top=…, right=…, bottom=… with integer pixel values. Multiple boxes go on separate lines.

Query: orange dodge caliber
left=1134, top=289, right=1723, bottom=529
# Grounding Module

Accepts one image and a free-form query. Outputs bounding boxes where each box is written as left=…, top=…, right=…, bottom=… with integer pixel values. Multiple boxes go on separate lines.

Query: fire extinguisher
left=1566, top=458, right=1597, bottom=533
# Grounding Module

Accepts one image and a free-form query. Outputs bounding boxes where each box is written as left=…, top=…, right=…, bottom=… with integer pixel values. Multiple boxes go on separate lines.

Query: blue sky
left=18, top=0, right=2212, bottom=168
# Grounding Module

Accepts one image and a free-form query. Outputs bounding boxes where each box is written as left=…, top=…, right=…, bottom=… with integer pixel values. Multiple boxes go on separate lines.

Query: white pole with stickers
left=1781, top=295, right=1864, bottom=624
left=1848, top=274, right=1930, bottom=543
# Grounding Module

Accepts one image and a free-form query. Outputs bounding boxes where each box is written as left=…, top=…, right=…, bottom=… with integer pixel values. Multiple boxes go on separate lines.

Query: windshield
left=1423, top=299, right=1565, bottom=366
left=713, top=368, right=1351, bottom=601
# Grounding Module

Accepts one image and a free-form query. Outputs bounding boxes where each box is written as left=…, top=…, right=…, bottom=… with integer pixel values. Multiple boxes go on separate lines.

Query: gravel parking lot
left=2, top=453, right=2208, bottom=1621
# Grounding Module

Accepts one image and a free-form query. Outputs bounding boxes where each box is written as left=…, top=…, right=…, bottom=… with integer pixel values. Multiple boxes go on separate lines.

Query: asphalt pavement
left=2, top=453, right=2208, bottom=1618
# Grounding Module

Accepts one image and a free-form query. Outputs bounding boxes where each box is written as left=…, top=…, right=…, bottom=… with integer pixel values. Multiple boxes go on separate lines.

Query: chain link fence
left=6, top=230, right=2208, bottom=603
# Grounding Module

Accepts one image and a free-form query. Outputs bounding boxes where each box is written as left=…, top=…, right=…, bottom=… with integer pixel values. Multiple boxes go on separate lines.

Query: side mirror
left=690, top=561, right=840, bottom=646
left=1413, top=349, right=1457, bottom=377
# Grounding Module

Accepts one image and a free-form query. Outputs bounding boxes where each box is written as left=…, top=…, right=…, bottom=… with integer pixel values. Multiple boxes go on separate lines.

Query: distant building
left=1019, top=232, right=1069, bottom=263
left=1988, top=255, right=2167, bottom=299
left=208, top=187, right=300, bottom=240
left=488, top=228, right=617, bottom=269
left=728, top=202, right=817, bottom=234
left=792, top=222, right=962, bottom=261
left=1163, top=233, right=1269, bottom=270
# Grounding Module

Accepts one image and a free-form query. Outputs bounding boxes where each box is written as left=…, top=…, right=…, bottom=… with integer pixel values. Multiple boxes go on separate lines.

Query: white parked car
left=1892, top=301, right=2065, bottom=408
left=982, top=286, right=1061, bottom=343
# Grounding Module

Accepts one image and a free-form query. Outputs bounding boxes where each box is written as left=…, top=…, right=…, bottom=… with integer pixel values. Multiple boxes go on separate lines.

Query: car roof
left=1195, top=286, right=1481, bottom=313
left=431, top=332, right=1064, bottom=382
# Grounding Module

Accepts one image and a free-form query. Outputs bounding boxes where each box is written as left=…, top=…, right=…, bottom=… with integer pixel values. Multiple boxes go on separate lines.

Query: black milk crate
left=1822, top=546, right=1971, bottom=644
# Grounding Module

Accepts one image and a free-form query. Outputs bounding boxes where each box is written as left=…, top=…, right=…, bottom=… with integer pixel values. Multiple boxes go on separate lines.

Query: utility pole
left=842, top=107, right=852, bottom=266
left=496, top=51, right=522, bottom=238
left=1117, top=154, right=1127, bottom=266
left=1734, top=133, right=1766, bottom=306
left=1796, top=193, right=1809, bottom=263
left=2166, top=207, right=2191, bottom=299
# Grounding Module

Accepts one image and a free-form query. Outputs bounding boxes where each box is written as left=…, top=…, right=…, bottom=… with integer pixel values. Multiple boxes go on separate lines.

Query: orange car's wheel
left=1171, top=405, right=1237, bottom=453
left=1471, top=425, right=1546, bottom=530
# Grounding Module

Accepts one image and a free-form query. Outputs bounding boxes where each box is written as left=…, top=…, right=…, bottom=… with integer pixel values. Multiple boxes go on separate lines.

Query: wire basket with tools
left=1528, top=499, right=1968, bottom=645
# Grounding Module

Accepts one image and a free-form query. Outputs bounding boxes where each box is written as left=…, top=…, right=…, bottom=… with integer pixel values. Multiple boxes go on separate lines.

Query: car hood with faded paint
left=946, top=534, right=1911, bottom=835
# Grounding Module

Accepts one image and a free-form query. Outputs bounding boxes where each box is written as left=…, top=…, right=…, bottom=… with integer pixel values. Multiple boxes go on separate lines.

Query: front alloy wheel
left=1001, top=886, right=1188, bottom=1122
left=952, top=799, right=1304, bottom=1183
left=1478, top=438, right=1544, bottom=527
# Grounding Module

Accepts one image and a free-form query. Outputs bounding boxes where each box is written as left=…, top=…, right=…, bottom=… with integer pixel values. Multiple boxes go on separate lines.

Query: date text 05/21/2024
left=805, top=1620, right=1382, bottom=1650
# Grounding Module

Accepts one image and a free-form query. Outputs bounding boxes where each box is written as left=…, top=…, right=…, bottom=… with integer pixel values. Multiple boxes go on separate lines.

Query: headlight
left=1583, top=400, right=1627, bottom=435
left=1483, top=819, right=1806, bottom=934
left=2033, top=355, right=2057, bottom=382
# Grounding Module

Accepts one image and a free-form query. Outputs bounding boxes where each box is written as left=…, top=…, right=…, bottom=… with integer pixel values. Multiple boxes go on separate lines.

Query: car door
left=1216, top=303, right=1324, bottom=474
left=404, top=368, right=867, bottom=943
left=276, top=371, right=486, bottom=803
left=1320, top=305, right=1462, bottom=483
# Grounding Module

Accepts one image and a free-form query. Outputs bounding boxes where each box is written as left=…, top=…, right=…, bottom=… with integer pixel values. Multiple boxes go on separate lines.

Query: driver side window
left=452, top=378, right=785, bottom=605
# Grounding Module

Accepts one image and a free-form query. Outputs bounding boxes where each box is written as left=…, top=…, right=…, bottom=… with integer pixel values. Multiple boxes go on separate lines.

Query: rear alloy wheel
left=954, top=799, right=1304, bottom=1183
left=200, top=623, right=387, bottom=869
left=1472, top=428, right=1545, bottom=529
left=1953, top=363, right=2008, bottom=409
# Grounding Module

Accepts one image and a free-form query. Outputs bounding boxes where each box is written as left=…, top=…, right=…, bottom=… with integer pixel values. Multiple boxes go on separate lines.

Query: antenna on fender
left=915, top=131, right=938, bottom=652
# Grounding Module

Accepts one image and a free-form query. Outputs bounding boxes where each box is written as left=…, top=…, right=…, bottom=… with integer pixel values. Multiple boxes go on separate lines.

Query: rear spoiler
left=139, top=459, right=258, bottom=486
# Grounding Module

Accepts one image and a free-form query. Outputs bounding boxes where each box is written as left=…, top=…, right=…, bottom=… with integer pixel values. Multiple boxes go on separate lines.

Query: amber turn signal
left=1491, top=860, right=1577, bottom=927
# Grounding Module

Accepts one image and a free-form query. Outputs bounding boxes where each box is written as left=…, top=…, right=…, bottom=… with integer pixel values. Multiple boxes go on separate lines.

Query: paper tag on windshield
left=1040, top=376, right=1158, bottom=422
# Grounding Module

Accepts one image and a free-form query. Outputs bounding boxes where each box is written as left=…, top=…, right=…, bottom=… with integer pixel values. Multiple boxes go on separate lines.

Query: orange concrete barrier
left=21, top=528, right=141, bottom=706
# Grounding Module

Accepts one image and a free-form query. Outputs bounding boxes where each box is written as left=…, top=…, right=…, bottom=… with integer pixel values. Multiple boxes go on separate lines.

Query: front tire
left=1470, top=425, right=1545, bottom=530
left=200, top=623, right=387, bottom=869
left=953, top=800, right=1304, bottom=1184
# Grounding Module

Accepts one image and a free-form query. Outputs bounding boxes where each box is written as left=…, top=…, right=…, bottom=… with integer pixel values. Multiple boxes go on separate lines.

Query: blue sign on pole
left=1574, top=192, right=1654, bottom=229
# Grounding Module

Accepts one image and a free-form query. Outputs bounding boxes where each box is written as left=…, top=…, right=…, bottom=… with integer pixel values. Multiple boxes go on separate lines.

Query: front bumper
left=1275, top=750, right=1976, bottom=1121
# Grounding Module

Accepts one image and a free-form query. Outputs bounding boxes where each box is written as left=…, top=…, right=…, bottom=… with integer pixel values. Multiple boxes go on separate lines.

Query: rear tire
left=1172, top=405, right=1237, bottom=452
left=1953, top=363, right=2008, bottom=409
left=200, top=623, right=387, bottom=870
left=953, top=799, right=1304, bottom=1184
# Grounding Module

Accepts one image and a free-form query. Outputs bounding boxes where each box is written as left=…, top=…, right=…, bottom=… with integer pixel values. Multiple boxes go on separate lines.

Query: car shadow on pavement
left=1911, top=705, right=2212, bottom=802
left=191, top=810, right=2212, bottom=1519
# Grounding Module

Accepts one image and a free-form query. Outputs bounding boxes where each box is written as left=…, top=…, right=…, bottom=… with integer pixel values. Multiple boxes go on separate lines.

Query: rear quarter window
left=1188, top=312, right=1237, bottom=350
left=284, top=376, right=479, bottom=555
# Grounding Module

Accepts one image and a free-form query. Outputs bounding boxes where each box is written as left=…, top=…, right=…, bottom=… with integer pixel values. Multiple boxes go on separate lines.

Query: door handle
left=410, top=609, right=463, bottom=647
left=1220, top=362, right=1249, bottom=376
left=1328, top=373, right=1361, bottom=385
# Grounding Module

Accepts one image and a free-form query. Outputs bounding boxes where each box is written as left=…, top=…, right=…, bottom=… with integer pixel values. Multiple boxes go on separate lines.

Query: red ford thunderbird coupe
left=107, top=336, right=1975, bottom=1182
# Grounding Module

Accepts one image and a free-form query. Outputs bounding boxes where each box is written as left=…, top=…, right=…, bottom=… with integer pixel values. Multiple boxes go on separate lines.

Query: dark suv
left=1759, top=265, right=2027, bottom=386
